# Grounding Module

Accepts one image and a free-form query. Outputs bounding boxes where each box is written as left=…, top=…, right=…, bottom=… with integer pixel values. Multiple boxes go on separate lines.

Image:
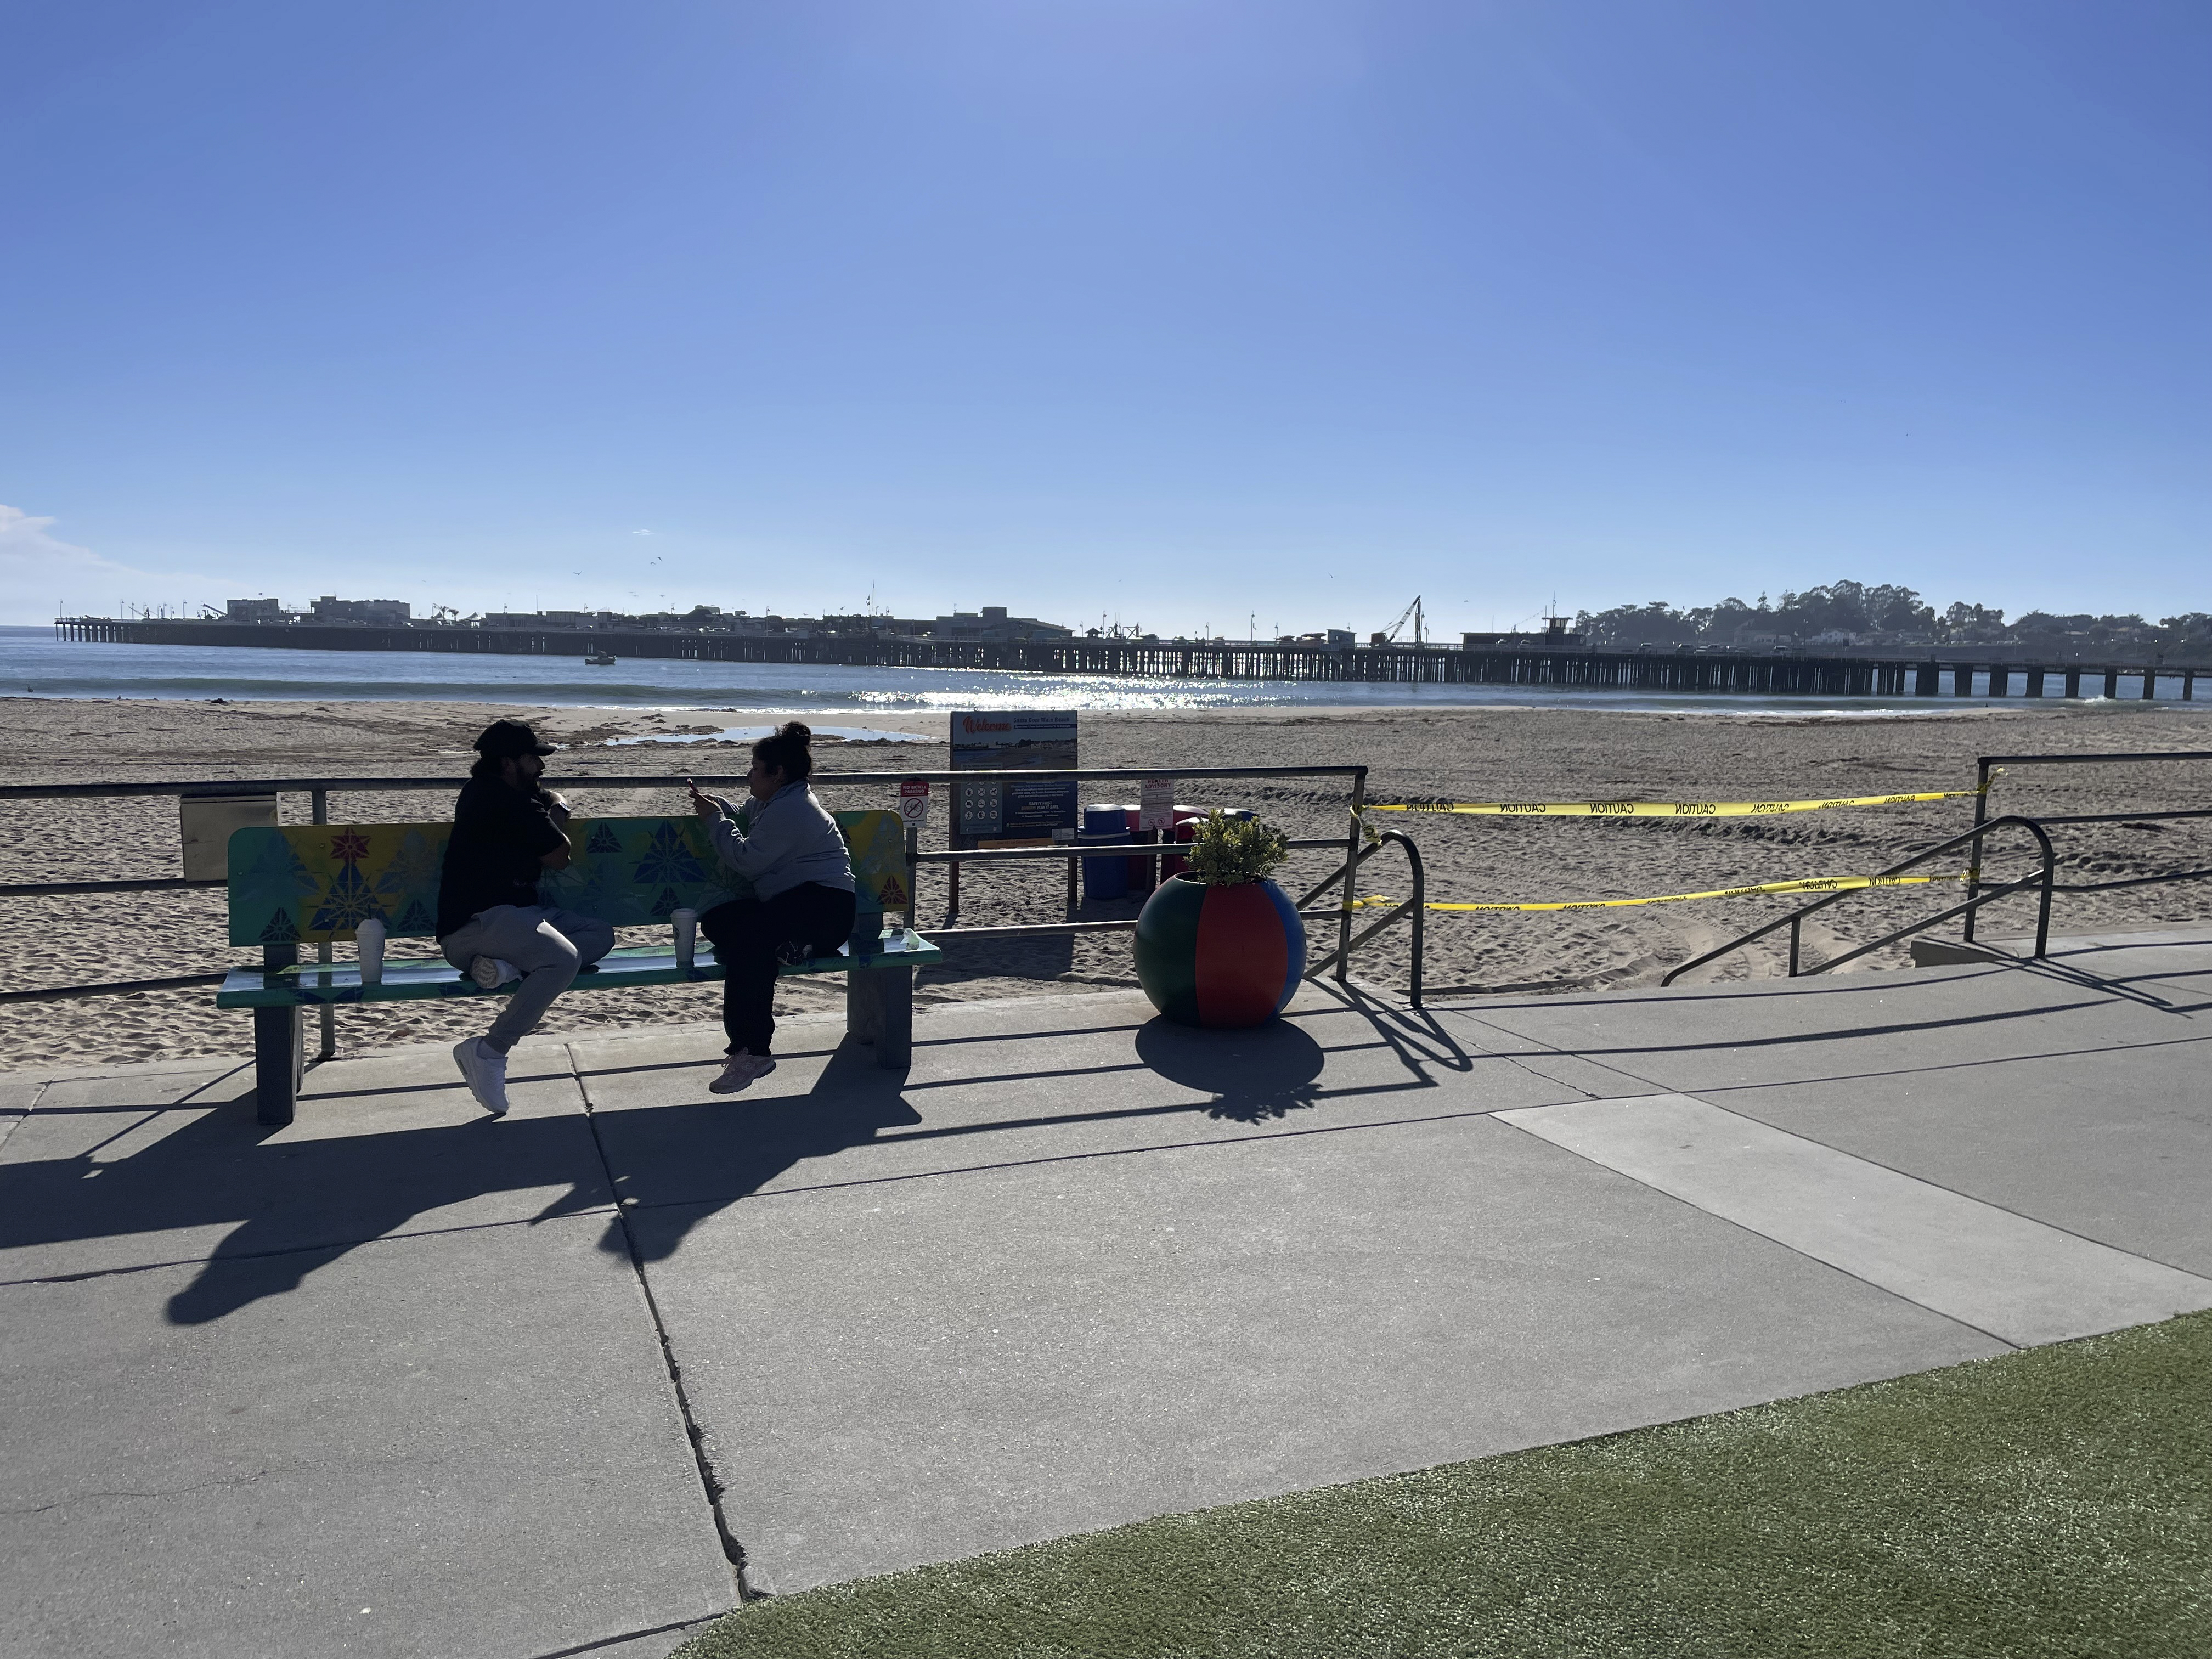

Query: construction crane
left=1371, top=595, right=1425, bottom=647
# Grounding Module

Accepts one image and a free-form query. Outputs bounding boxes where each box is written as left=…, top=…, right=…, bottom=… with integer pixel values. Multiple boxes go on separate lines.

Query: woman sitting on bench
left=687, top=722, right=856, bottom=1094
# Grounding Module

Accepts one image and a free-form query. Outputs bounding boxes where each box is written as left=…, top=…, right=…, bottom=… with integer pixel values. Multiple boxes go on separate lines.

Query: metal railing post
left=310, top=788, right=335, bottom=1060
left=1962, top=758, right=1991, bottom=943
left=2035, top=829, right=2055, bottom=958
left=904, top=824, right=919, bottom=933
left=1788, top=915, right=1801, bottom=977
left=1338, top=768, right=1366, bottom=983
left=1395, top=830, right=1425, bottom=1008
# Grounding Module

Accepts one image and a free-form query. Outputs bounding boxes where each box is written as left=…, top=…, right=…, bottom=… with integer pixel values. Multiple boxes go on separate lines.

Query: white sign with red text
left=1139, top=776, right=1176, bottom=831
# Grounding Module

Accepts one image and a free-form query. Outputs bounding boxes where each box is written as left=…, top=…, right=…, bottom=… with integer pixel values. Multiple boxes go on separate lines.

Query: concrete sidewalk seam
left=1493, top=1107, right=2025, bottom=1352
left=1469, top=991, right=2120, bottom=1060
left=0, top=1057, right=253, bottom=1088
left=1676, top=1086, right=2212, bottom=1285
left=1499, top=1095, right=2212, bottom=1348
left=0, top=1206, right=618, bottom=1289
left=1442, top=1008, right=1672, bottom=1101
left=1681, top=1026, right=2212, bottom=1098
left=569, top=1042, right=754, bottom=1601
left=0, top=1079, right=43, bottom=1160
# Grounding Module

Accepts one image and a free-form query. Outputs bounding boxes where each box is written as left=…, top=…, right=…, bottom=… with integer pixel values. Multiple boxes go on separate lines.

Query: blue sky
left=2, top=1, right=2205, bottom=633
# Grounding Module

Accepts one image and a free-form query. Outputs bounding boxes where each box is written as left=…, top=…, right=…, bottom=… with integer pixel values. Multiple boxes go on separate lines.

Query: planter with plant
left=1133, top=809, right=1307, bottom=1027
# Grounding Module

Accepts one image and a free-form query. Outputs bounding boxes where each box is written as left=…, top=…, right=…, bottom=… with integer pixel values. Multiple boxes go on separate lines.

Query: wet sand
left=2, top=694, right=2207, bottom=1070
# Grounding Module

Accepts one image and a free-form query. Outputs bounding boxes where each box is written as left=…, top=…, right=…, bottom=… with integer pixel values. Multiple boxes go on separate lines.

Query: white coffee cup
left=671, top=908, right=698, bottom=970
left=357, top=917, right=387, bottom=985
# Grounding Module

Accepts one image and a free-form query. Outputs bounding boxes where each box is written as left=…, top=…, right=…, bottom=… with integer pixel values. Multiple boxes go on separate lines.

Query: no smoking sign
left=898, top=779, right=930, bottom=827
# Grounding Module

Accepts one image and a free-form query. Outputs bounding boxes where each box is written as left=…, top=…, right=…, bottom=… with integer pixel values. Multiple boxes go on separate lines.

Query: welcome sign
left=949, top=710, right=1079, bottom=847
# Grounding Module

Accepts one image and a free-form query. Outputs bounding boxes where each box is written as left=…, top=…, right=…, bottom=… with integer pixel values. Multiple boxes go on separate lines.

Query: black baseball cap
left=473, top=718, right=556, bottom=759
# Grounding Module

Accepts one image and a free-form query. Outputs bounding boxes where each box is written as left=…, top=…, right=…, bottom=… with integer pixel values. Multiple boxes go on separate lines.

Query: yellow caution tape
left=1345, top=871, right=1967, bottom=914
left=1365, top=788, right=1982, bottom=820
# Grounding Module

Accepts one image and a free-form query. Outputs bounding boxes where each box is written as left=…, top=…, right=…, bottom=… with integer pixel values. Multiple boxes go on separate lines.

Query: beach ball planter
left=1135, top=873, right=1307, bottom=1028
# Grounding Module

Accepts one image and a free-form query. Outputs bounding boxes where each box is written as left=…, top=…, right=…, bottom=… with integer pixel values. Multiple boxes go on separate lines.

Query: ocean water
left=4, top=627, right=2201, bottom=719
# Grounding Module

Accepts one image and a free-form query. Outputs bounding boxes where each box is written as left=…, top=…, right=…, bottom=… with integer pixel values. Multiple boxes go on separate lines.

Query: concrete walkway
left=4, top=926, right=2208, bottom=1656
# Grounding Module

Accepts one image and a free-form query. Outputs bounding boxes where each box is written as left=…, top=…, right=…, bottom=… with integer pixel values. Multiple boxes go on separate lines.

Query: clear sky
left=2, top=1, right=2205, bottom=634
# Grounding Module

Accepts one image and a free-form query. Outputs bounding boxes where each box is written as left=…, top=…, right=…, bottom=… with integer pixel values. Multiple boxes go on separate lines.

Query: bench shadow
left=3, top=991, right=1457, bottom=1323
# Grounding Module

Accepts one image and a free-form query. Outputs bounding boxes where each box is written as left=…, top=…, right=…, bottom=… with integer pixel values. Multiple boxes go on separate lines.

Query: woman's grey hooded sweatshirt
left=707, top=781, right=856, bottom=900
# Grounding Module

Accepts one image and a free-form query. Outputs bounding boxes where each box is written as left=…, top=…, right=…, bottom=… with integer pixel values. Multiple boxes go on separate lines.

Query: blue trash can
left=1080, top=803, right=1130, bottom=901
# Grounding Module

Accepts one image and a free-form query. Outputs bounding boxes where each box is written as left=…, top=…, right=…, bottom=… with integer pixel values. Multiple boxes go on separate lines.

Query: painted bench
left=215, top=810, right=941, bottom=1124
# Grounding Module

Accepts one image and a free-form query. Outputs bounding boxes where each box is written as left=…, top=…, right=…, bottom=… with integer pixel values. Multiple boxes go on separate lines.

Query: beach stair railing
left=1662, top=789, right=2212, bottom=986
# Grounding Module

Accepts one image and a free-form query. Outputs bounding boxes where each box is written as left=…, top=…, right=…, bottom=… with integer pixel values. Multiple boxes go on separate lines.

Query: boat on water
left=584, top=652, right=616, bottom=666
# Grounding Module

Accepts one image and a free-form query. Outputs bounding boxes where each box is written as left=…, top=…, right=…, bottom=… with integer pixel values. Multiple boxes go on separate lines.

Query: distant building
left=223, top=597, right=286, bottom=623
left=310, top=596, right=411, bottom=625
left=1463, top=617, right=1584, bottom=651
left=928, top=605, right=1074, bottom=642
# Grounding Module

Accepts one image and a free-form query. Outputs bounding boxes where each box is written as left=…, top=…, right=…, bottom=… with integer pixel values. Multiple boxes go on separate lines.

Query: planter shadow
left=1133, top=1017, right=1326, bottom=1124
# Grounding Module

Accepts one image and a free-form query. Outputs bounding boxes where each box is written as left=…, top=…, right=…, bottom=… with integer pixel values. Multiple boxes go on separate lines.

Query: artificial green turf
left=673, top=1311, right=2212, bottom=1659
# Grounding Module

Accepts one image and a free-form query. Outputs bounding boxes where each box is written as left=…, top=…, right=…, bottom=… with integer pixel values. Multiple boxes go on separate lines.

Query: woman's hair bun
left=754, top=720, right=816, bottom=781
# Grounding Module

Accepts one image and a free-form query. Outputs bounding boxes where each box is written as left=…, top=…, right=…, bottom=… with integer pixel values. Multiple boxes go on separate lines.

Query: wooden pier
left=49, top=617, right=2202, bottom=701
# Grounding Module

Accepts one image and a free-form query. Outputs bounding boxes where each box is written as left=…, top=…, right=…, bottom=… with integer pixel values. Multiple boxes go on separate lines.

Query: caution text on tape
left=1345, top=871, right=1967, bottom=914
left=1365, top=788, right=1981, bottom=821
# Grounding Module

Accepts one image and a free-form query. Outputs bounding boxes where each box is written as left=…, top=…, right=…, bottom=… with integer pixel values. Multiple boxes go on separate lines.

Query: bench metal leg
left=254, top=1005, right=301, bottom=1127
left=844, top=966, right=913, bottom=1068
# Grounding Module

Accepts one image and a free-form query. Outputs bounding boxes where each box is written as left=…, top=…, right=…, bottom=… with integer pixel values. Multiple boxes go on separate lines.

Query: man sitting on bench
left=438, top=718, right=614, bottom=1115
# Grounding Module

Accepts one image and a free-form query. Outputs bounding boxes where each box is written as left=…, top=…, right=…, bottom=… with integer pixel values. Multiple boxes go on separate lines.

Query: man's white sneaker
left=470, top=956, right=522, bottom=990
left=707, top=1052, right=776, bottom=1094
left=453, top=1038, right=511, bottom=1115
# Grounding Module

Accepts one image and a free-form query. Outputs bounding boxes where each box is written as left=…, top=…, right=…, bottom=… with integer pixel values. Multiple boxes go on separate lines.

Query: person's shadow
left=1133, top=1017, right=1327, bottom=1122
left=29, top=1012, right=1334, bottom=1325
left=601, top=1037, right=922, bottom=1264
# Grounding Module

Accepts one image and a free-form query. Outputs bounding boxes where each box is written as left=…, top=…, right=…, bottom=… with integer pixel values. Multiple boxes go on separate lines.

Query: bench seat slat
left=215, top=933, right=943, bottom=1009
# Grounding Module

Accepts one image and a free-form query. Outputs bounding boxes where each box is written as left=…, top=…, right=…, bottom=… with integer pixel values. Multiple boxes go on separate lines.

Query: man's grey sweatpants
left=439, top=905, right=616, bottom=1053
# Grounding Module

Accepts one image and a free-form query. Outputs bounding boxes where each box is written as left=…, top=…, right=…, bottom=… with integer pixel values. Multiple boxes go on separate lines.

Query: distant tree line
left=1575, top=580, right=2212, bottom=658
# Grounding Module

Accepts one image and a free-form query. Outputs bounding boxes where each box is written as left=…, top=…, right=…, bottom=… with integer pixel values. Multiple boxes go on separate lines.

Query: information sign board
left=1139, top=777, right=1176, bottom=831
left=949, top=711, right=1079, bottom=848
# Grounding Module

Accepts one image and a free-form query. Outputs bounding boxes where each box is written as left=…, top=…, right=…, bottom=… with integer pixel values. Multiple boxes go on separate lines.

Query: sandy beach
left=2, top=693, right=2207, bottom=1071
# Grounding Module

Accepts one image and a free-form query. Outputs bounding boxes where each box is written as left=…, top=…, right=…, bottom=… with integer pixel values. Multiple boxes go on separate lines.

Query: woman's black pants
left=699, top=883, right=857, bottom=1056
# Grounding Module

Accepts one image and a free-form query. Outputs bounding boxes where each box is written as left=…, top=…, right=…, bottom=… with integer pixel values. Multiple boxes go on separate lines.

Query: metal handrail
left=1661, top=815, right=2057, bottom=988
left=1963, top=750, right=2211, bottom=941
left=1299, top=831, right=1426, bottom=1007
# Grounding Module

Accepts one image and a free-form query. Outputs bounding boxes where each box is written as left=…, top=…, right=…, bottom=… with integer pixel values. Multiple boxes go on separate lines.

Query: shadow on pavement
left=2, top=991, right=1469, bottom=1322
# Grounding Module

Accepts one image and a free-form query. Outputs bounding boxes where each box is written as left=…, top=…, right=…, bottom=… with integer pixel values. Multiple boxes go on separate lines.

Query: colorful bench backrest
left=224, top=811, right=911, bottom=947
